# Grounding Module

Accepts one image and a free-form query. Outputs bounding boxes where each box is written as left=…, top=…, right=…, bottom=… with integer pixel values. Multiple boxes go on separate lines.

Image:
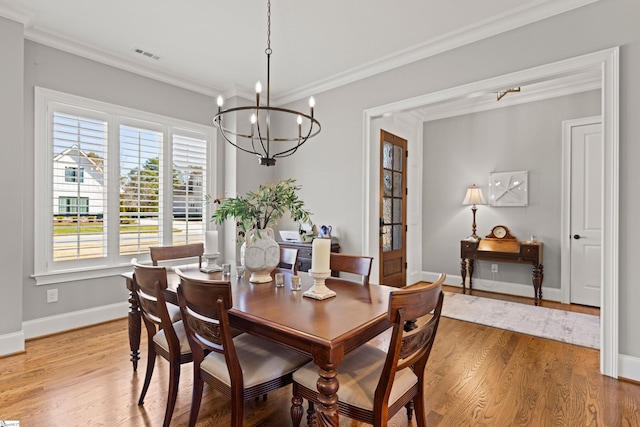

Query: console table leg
left=532, top=264, right=544, bottom=306
left=460, top=258, right=467, bottom=294
left=467, top=259, right=474, bottom=292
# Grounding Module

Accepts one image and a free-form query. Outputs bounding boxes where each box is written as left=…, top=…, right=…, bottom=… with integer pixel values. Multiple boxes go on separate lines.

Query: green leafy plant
left=212, top=179, right=312, bottom=242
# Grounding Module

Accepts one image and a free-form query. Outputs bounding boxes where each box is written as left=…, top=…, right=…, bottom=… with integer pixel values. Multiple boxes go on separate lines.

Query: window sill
left=32, top=264, right=135, bottom=285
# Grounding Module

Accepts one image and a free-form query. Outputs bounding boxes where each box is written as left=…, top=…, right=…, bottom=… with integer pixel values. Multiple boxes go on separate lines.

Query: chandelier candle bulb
left=311, top=238, right=331, bottom=273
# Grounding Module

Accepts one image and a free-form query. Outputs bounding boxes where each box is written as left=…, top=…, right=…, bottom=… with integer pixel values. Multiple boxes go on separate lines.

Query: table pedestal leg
left=532, top=264, right=544, bottom=306
left=126, top=278, right=141, bottom=371
left=315, top=364, right=339, bottom=427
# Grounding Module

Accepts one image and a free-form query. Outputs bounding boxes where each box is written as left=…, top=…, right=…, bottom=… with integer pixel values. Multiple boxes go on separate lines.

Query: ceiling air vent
left=133, top=47, right=160, bottom=61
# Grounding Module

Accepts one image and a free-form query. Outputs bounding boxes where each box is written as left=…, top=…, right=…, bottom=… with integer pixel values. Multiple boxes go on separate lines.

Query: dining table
left=123, top=265, right=396, bottom=427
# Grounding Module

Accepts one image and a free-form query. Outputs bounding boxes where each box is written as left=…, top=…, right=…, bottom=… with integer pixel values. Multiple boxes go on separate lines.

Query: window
left=35, top=88, right=215, bottom=284
left=65, top=166, right=84, bottom=183
left=58, top=197, right=89, bottom=214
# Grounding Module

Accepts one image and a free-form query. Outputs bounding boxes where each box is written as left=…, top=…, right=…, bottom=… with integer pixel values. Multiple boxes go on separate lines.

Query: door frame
left=363, top=47, right=619, bottom=378
left=561, top=116, right=602, bottom=305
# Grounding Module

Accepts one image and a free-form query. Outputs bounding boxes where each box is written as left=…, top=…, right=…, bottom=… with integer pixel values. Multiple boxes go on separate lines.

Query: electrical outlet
left=491, top=264, right=499, bottom=273
left=47, top=288, right=58, bottom=303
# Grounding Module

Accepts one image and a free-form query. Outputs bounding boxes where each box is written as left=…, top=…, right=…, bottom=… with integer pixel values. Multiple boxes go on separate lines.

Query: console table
left=278, top=240, right=340, bottom=275
left=460, top=239, right=544, bottom=305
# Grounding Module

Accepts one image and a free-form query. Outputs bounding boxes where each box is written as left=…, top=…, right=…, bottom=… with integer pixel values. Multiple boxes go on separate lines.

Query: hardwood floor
left=0, top=290, right=636, bottom=426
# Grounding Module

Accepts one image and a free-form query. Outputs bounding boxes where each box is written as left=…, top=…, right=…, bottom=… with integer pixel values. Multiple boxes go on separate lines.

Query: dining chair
left=277, top=246, right=299, bottom=273
left=131, top=259, right=193, bottom=427
left=149, top=242, right=204, bottom=268
left=175, top=269, right=311, bottom=427
left=330, top=252, right=374, bottom=285
left=291, top=273, right=446, bottom=427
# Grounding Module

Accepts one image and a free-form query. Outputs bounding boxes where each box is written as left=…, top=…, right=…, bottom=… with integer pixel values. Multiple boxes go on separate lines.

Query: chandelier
left=213, top=0, right=321, bottom=166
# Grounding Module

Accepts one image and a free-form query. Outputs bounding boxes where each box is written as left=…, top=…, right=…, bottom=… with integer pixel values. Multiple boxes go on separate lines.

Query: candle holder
left=200, top=252, right=223, bottom=273
left=303, top=270, right=336, bottom=300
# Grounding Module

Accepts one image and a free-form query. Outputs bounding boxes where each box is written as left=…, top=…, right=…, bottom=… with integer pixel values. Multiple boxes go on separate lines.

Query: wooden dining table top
left=164, top=265, right=395, bottom=359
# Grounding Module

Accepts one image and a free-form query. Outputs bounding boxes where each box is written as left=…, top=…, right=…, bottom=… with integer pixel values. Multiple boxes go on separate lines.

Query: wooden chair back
left=374, top=274, right=445, bottom=421
left=149, top=243, right=204, bottom=268
left=278, top=247, right=299, bottom=273
left=175, top=272, right=235, bottom=367
left=132, top=261, right=173, bottom=333
left=329, top=253, right=373, bottom=285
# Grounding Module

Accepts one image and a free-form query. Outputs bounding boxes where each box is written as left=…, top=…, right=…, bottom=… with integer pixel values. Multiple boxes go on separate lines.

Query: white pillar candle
left=311, top=238, right=331, bottom=272
left=205, top=230, right=219, bottom=255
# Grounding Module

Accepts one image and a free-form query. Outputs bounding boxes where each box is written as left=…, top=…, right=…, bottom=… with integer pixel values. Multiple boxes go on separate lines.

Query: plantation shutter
left=172, top=132, right=207, bottom=245
left=51, top=112, right=108, bottom=261
left=119, top=124, right=163, bottom=255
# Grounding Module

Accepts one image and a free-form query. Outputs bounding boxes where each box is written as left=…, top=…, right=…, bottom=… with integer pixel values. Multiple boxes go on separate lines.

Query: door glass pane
left=393, top=172, right=402, bottom=197
left=383, top=198, right=392, bottom=224
left=383, top=142, right=393, bottom=169
left=393, top=225, right=402, bottom=250
left=383, top=170, right=392, bottom=197
left=393, top=199, right=401, bottom=223
left=393, top=145, right=402, bottom=171
left=383, top=225, right=392, bottom=251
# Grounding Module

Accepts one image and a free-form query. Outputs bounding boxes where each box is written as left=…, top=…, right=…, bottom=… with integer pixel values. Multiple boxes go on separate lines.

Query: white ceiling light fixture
left=212, top=0, right=321, bottom=166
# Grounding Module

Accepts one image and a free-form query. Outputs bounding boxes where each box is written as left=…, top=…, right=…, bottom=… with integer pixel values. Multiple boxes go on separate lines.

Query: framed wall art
left=488, top=171, right=528, bottom=207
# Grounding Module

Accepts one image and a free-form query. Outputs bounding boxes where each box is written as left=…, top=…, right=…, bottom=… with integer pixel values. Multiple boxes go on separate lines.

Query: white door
left=570, top=121, right=602, bottom=307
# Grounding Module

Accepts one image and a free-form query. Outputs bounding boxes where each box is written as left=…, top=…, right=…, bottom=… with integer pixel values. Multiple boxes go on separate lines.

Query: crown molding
left=273, top=0, right=600, bottom=105
left=23, top=26, right=221, bottom=97
left=1, top=0, right=599, bottom=104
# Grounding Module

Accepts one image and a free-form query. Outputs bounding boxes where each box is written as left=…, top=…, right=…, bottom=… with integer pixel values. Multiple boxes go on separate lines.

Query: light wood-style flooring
left=1, top=290, right=637, bottom=427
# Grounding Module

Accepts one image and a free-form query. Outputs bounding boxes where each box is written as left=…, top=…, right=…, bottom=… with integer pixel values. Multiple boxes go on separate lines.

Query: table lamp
left=462, top=184, right=487, bottom=242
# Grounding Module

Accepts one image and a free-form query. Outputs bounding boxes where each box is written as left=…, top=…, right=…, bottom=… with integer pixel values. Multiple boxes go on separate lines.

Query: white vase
left=244, top=227, right=280, bottom=283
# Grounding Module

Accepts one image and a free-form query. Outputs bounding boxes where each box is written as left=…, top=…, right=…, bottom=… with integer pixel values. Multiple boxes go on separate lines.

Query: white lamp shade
left=462, top=185, right=487, bottom=206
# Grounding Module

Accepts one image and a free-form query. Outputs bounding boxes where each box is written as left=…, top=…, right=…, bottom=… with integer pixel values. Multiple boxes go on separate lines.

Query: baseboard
left=619, top=354, right=640, bottom=382
left=0, top=330, right=26, bottom=356
left=22, top=302, right=129, bottom=340
left=421, top=271, right=562, bottom=302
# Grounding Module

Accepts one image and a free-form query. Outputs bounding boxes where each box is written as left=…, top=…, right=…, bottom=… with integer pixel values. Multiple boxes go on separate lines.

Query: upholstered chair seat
left=200, top=333, right=310, bottom=388
left=293, top=343, right=417, bottom=411
left=152, top=320, right=191, bottom=356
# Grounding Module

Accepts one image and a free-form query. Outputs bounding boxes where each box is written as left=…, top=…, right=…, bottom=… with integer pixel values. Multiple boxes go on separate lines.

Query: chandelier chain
left=266, top=0, right=272, bottom=55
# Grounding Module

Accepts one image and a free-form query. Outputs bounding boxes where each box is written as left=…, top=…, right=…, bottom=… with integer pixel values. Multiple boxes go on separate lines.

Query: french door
left=379, top=130, right=407, bottom=287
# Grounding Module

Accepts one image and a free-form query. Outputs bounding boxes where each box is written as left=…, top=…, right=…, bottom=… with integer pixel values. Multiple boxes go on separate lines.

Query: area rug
left=441, top=292, right=600, bottom=349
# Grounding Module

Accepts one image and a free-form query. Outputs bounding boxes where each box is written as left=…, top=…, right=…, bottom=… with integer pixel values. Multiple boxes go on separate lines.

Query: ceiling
left=1, top=0, right=598, bottom=104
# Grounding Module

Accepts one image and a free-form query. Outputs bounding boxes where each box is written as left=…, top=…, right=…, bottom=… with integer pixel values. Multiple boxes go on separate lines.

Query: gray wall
left=0, top=16, right=24, bottom=342
left=422, top=91, right=601, bottom=289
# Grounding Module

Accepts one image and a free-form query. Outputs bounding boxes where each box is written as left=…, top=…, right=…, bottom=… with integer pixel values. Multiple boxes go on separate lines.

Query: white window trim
left=33, top=87, right=216, bottom=285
